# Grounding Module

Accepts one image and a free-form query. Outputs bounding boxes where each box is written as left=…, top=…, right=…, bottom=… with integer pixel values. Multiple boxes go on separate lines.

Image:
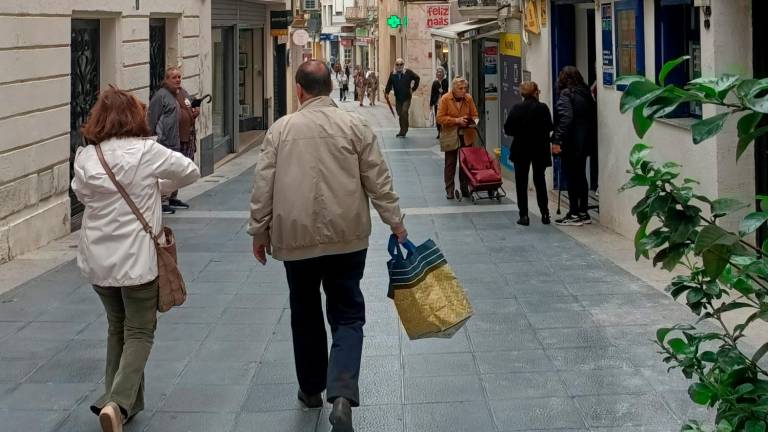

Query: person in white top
left=71, top=87, right=199, bottom=432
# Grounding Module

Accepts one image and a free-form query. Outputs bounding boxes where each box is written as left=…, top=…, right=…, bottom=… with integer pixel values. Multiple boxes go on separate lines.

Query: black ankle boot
left=542, top=213, right=551, bottom=225
left=329, top=397, right=354, bottom=432
left=517, top=215, right=530, bottom=226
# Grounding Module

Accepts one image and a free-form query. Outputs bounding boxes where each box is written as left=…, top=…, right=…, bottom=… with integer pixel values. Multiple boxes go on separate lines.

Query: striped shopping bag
left=386, top=235, right=473, bottom=340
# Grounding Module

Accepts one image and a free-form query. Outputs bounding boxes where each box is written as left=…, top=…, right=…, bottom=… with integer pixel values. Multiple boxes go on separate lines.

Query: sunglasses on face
left=396, top=63, right=404, bottom=66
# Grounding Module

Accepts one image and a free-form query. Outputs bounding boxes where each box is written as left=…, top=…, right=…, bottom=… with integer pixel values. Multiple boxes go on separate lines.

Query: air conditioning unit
left=303, top=0, right=320, bottom=10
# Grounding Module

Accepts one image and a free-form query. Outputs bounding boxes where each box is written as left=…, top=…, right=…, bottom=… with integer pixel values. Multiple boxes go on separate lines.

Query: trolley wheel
left=471, top=195, right=477, bottom=204
left=497, top=195, right=502, bottom=202
left=488, top=189, right=495, bottom=199
left=454, top=189, right=462, bottom=202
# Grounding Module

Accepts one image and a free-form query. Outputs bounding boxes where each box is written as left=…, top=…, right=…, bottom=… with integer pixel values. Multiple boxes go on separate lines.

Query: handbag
left=387, top=235, right=473, bottom=339
left=94, top=144, right=187, bottom=312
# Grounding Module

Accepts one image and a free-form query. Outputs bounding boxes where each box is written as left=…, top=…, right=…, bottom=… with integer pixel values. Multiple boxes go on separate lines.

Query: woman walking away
left=71, top=87, right=200, bottom=432
left=355, top=67, right=366, bottom=106
left=430, top=67, right=449, bottom=139
left=338, top=70, right=349, bottom=101
left=437, top=77, right=478, bottom=200
left=504, top=81, right=553, bottom=226
left=552, top=66, right=597, bottom=227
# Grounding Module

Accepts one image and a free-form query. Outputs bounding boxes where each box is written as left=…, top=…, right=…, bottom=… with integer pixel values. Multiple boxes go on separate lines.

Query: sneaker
left=298, top=390, right=323, bottom=409
left=99, top=402, right=124, bottom=432
left=555, top=213, right=583, bottom=226
left=329, top=397, right=354, bottom=432
left=579, top=213, right=592, bottom=224
left=162, top=204, right=176, bottom=215
left=168, top=198, right=190, bottom=209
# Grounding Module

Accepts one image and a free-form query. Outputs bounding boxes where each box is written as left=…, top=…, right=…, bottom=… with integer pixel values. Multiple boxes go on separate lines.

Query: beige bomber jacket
left=248, top=96, right=403, bottom=261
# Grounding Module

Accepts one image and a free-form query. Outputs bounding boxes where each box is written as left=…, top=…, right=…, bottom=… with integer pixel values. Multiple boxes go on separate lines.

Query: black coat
left=384, top=69, right=420, bottom=102
left=504, top=98, right=553, bottom=167
left=430, top=78, right=449, bottom=107
left=552, top=86, right=597, bottom=158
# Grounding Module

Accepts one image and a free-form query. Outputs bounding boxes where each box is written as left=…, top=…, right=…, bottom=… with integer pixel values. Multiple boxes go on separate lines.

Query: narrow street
left=0, top=95, right=708, bottom=432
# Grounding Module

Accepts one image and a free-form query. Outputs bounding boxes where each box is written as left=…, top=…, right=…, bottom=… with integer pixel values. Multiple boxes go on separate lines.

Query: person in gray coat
left=148, top=67, right=198, bottom=214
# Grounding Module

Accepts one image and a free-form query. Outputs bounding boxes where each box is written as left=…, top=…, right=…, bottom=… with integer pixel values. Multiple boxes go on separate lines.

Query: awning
left=430, top=19, right=498, bottom=41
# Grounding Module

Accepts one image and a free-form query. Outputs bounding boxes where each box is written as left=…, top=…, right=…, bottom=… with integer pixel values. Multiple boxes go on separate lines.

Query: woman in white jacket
left=71, top=87, right=200, bottom=432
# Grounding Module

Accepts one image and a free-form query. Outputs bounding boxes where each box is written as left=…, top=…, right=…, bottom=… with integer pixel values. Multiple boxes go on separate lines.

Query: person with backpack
left=552, top=66, right=598, bottom=226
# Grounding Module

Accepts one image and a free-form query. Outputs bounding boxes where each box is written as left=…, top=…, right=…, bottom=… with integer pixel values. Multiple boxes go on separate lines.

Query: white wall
left=0, top=0, right=212, bottom=263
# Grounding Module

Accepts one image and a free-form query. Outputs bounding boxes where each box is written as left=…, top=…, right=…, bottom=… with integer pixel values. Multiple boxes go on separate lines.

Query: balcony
left=344, top=6, right=370, bottom=22
left=457, top=0, right=519, bottom=19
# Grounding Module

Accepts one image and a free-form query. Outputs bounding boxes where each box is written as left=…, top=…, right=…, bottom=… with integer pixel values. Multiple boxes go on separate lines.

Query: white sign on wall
left=292, top=29, right=310, bottom=46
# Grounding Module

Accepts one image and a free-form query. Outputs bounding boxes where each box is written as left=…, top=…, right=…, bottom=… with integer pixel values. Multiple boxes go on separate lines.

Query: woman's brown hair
left=80, top=86, right=151, bottom=145
left=520, top=81, right=540, bottom=99
left=556, top=66, right=587, bottom=94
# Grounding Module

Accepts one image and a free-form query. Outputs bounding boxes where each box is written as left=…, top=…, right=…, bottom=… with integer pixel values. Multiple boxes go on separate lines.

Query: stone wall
left=0, top=0, right=212, bottom=263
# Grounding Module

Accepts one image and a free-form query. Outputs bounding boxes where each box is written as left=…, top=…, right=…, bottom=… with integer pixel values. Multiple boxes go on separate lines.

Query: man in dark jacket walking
left=384, top=58, right=420, bottom=138
left=551, top=66, right=597, bottom=226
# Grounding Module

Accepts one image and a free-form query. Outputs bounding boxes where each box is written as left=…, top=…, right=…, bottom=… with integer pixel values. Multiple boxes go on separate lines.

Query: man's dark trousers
left=283, top=249, right=367, bottom=406
left=395, top=99, right=411, bottom=136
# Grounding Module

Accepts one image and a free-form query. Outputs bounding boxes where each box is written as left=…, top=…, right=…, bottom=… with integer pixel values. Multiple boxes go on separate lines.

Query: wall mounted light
left=694, top=0, right=711, bottom=30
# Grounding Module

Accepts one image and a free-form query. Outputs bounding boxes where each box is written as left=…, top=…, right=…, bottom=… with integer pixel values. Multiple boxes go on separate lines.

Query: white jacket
left=72, top=137, right=200, bottom=287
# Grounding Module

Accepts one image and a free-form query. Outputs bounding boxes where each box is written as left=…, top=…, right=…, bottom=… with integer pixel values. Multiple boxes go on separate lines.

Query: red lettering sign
left=426, top=5, right=450, bottom=28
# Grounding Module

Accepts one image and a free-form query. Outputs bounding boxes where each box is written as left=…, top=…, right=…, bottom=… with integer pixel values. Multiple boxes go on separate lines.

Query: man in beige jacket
left=248, top=60, right=406, bottom=432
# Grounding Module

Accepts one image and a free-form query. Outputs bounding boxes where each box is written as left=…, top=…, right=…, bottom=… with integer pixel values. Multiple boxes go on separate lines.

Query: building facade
left=0, top=0, right=213, bottom=263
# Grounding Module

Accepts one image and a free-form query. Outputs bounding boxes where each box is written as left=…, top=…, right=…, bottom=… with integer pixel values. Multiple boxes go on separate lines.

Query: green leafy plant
left=618, top=57, right=768, bottom=431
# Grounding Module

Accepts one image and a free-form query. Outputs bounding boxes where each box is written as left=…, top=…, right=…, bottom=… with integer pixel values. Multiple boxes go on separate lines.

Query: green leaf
left=653, top=244, right=688, bottom=271
left=715, top=74, right=741, bottom=100
left=747, top=93, right=768, bottom=114
left=656, top=327, right=672, bottom=344
left=737, top=79, right=761, bottom=99
left=659, top=56, right=690, bottom=86
left=700, top=351, right=718, bottom=362
left=687, top=288, right=705, bottom=304
left=740, top=212, right=768, bottom=236
left=688, top=382, right=714, bottom=405
left=703, top=244, right=733, bottom=279
left=716, top=301, right=754, bottom=313
left=711, top=198, right=749, bottom=218
left=634, top=221, right=650, bottom=260
left=745, top=420, right=766, bottom=432
left=629, top=143, right=652, bottom=168
left=738, top=126, right=768, bottom=160
left=669, top=338, right=689, bottom=354
left=692, top=112, right=731, bottom=144
left=695, top=224, right=739, bottom=254
left=737, top=112, right=765, bottom=160
left=620, top=80, right=662, bottom=114
left=633, top=105, right=654, bottom=138
left=753, top=342, right=768, bottom=363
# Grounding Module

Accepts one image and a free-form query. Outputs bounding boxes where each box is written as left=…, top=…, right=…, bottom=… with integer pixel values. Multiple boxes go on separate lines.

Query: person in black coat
left=504, top=81, right=553, bottom=226
left=552, top=66, right=597, bottom=226
left=430, top=67, right=449, bottom=139
left=384, top=58, right=420, bottom=138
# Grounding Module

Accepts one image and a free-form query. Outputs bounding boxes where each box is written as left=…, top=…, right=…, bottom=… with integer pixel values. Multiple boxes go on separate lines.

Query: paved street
left=0, top=96, right=712, bottom=432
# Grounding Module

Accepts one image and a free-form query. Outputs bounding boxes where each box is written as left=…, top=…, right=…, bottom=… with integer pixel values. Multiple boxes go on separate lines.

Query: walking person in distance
left=249, top=60, right=407, bottom=432
left=72, top=87, right=200, bottom=432
left=384, top=58, right=420, bottom=138
left=148, top=66, right=199, bottom=214
left=552, top=66, right=597, bottom=226
left=430, top=67, right=449, bottom=139
left=504, top=81, right=553, bottom=226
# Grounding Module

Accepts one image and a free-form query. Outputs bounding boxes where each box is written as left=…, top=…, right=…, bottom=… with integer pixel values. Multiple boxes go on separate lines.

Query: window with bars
left=304, top=0, right=318, bottom=10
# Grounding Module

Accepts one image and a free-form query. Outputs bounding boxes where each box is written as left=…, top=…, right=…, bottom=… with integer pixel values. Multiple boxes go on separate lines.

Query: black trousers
left=513, top=160, right=549, bottom=216
left=563, top=154, right=589, bottom=214
left=283, top=249, right=367, bottom=406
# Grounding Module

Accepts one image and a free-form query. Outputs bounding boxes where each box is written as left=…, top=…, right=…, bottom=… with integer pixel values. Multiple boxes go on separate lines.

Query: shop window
left=615, top=0, right=645, bottom=79
left=655, top=0, right=702, bottom=117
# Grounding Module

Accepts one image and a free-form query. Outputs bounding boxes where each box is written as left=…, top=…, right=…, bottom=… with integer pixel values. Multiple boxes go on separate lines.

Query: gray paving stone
left=35, top=305, right=103, bottom=323
left=574, top=394, right=678, bottom=428
left=536, top=327, right=613, bottom=349
left=186, top=282, right=243, bottom=295
left=317, top=404, right=404, bottom=432
left=0, top=360, right=42, bottom=383
left=404, top=353, right=476, bottom=377
left=254, top=361, right=297, bottom=385
left=155, top=323, right=212, bottom=341
left=160, top=306, right=226, bottom=324
left=160, top=384, right=249, bottom=412
left=660, top=390, right=716, bottom=424
left=12, top=321, right=86, bottom=340
left=547, top=347, right=636, bottom=371
left=234, top=410, right=319, bottom=432
left=194, top=270, right=250, bottom=283
left=228, top=293, right=287, bottom=309
left=146, top=412, right=238, bottom=432
left=482, top=372, right=566, bottom=400
left=0, top=383, right=92, bottom=410
left=195, top=341, right=267, bottom=363
left=559, top=369, right=654, bottom=396
left=206, top=324, right=275, bottom=342
left=26, top=357, right=103, bottom=383
left=179, top=361, right=258, bottom=385
left=518, top=296, right=585, bottom=313
left=405, top=374, right=484, bottom=403
left=405, top=401, right=496, bottom=432
left=402, top=331, right=470, bottom=355
left=241, top=383, right=305, bottom=412
left=363, top=335, right=401, bottom=356
left=149, top=341, right=201, bottom=362
left=525, top=311, right=597, bottom=329
left=359, top=356, right=403, bottom=406
left=0, top=410, right=66, bottom=432
left=469, top=329, right=543, bottom=352
left=476, top=350, right=555, bottom=374
left=0, top=322, right=24, bottom=340
left=0, top=336, right=67, bottom=361
left=466, top=313, right=531, bottom=334
left=490, top=397, right=587, bottom=431
left=219, top=307, right=282, bottom=324
left=183, top=293, right=236, bottom=308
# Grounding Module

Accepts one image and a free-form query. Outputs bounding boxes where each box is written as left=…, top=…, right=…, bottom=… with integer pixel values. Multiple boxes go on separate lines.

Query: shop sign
left=270, top=10, right=292, bottom=37
left=320, top=33, right=331, bottom=41
left=601, top=3, right=614, bottom=86
left=355, top=37, right=370, bottom=46
left=355, top=28, right=368, bottom=37
left=524, top=0, right=540, bottom=35
left=340, top=39, right=353, bottom=47
left=292, top=29, right=310, bottom=46
left=499, top=32, right=521, bottom=57
left=539, top=0, right=547, bottom=27
left=426, top=5, right=450, bottom=28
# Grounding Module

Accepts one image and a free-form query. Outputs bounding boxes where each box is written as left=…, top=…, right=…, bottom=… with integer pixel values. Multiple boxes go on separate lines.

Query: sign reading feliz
left=426, top=5, right=449, bottom=28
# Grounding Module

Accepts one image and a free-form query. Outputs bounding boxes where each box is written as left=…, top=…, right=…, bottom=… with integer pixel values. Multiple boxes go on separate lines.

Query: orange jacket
left=437, top=92, right=479, bottom=147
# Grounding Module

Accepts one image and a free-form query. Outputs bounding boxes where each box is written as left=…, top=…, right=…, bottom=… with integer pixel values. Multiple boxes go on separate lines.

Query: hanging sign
left=426, top=5, right=450, bottom=28
left=292, top=29, right=310, bottom=46
left=355, top=27, right=368, bottom=37
left=340, top=38, right=353, bottom=47
left=270, top=10, right=292, bottom=36
left=524, top=0, right=540, bottom=35
left=601, top=3, right=614, bottom=86
left=539, top=0, right=547, bottom=27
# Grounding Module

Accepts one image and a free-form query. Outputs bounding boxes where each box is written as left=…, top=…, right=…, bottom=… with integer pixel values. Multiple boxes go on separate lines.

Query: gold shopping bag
left=387, top=235, right=473, bottom=340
